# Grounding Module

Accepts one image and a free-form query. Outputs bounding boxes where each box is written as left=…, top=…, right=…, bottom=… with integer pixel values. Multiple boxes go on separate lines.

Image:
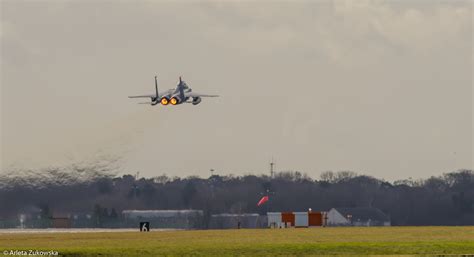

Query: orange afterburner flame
left=161, top=98, right=169, bottom=105
left=170, top=97, right=178, bottom=105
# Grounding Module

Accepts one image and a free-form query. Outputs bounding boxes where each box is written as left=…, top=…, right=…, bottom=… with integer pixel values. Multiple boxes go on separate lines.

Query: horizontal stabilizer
left=188, top=92, right=219, bottom=98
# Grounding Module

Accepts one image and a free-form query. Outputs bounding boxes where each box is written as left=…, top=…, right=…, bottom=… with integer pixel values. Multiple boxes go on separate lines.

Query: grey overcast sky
left=1, top=0, right=472, bottom=181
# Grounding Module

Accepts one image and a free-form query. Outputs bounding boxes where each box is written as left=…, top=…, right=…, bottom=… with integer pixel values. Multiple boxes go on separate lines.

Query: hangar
left=267, top=211, right=325, bottom=228
left=326, top=207, right=391, bottom=226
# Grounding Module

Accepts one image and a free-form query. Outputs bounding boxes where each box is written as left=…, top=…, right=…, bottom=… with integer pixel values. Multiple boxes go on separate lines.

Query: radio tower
left=270, top=158, right=275, bottom=178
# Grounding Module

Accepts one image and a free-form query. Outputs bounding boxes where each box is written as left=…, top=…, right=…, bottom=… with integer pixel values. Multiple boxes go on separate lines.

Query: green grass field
left=1, top=227, right=473, bottom=256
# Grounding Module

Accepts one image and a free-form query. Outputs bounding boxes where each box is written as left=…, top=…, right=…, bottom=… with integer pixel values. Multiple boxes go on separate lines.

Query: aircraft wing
left=187, top=92, right=219, bottom=97
left=128, top=94, right=156, bottom=98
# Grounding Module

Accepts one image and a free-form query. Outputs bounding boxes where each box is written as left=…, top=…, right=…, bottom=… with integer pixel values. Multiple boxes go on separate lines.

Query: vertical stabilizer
left=154, top=76, right=159, bottom=99
left=178, top=76, right=185, bottom=99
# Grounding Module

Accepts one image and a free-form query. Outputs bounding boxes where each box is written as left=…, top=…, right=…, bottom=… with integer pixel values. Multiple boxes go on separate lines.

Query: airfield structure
left=209, top=213, right=263, bottom=229
left=122, top=210, right=204, bottom=229
left=326, top=207, right=390, bottom=226
left=267, top=211, right=325, bottom=228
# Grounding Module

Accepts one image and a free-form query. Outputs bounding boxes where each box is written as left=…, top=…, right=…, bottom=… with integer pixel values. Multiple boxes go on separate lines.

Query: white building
left=267, top=212, right=282, bottom=228
left=294, top=212, right=308, bottom=227
left=326, top=208, right=351, bottom=226
left=327, top=207, right=390, bottom=226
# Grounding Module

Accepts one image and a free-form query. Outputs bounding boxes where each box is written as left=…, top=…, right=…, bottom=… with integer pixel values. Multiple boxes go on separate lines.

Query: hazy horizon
left=1, top=1, right=472, bottom=181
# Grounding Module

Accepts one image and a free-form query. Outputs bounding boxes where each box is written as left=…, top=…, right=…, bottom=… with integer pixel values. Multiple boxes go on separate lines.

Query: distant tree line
left=0, top=169, right=473, bottom=226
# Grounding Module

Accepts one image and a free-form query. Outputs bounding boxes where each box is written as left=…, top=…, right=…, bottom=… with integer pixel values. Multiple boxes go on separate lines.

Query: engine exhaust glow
left=161, top=97, right=169, bottom=105
left=170, top=97, right=179, bottom=105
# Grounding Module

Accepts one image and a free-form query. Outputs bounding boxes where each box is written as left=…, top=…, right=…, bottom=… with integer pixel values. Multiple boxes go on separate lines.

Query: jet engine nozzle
left=170, top=96, right=181, bottom=105
left=160, top=97, right=170, bottom=105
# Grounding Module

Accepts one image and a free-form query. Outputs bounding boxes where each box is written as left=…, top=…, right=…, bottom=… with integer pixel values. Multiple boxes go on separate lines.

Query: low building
left=209, top=213, right=261, bottom=229
left=327, top=207, right=390, bottom=226
left=294, top=212, right=308, bottom=227
left=51, top=212, right=72, bottom=228
left=267, top=211, right=325, bottom=228
left=281, top=212, right=295, bottom=227
left=122, top=210, right=204, bottom=229
left=51, top=217, right=71, bottom=228
left=267, top=212, right=282, bottom=228
left=308, top=212, right=324, bottom=227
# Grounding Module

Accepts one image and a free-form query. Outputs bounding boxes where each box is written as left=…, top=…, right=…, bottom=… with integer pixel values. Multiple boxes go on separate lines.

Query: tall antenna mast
left=270, top=157, right=275, bottom=178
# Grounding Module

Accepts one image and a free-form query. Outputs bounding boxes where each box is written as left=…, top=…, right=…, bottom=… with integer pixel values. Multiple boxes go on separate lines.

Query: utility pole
left=270, top=158, right=275, bottom=179
left=132, top=172, right=140, bottom=198
left=261, top=189, right=275, bottom=213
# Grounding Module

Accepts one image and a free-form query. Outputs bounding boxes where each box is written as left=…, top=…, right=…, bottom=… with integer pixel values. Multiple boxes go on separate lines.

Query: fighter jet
left=129, top=76, right=218, bottom=106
